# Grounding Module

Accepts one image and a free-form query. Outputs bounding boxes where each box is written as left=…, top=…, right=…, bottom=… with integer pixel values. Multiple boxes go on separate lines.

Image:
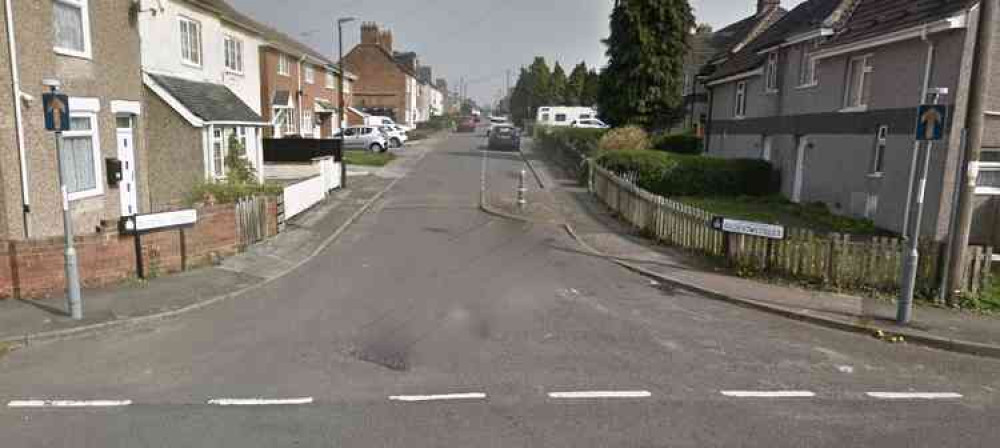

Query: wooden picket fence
left=236, top=196, right=268, bottom=248
left=589, top=161, right=995, bottom=295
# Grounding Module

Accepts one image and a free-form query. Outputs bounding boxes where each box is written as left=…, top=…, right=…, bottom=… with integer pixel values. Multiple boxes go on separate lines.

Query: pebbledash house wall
left=0, top=0, right=148, bottom=241
left=0, top=199, right=279, bottom=299
left=706, top=26, right=991, bottom=242
left=145, top=88, right=204, bottom=210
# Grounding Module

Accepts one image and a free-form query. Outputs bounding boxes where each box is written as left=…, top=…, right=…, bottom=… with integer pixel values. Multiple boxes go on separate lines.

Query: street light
left=336, top=17, right=356, bottom=188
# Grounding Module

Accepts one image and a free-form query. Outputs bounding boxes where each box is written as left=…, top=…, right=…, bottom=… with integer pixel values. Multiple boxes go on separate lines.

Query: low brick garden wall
left=0, top=200, right=279, bottom=299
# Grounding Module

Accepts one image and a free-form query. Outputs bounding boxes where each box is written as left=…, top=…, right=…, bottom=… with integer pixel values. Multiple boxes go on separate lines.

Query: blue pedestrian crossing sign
left=43, top=92, right=70, bottom=132
left=915, top=104, right=947, bottom=141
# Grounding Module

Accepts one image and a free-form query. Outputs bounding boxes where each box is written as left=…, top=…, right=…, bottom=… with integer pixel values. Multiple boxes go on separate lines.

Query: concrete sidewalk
left=518, top=138, right=1000, bottom=358
left=0, top=175, right=392, bottom=347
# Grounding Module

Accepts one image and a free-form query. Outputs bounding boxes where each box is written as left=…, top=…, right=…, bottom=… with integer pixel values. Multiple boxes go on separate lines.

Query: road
left=1, top=128, right=998, bottom=447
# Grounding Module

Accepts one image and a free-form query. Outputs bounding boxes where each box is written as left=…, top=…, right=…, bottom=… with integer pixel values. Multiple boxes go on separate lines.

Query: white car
left=381, top=125, right=408, bottom=148
left=570, top=118, right=610, bottom=129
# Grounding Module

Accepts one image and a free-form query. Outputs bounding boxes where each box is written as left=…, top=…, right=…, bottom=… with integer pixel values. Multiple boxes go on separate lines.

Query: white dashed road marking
left=207, top=397, right=314, bottom=406
left=7, top=400, right=132, bottom=408
left=547, top=390, right=653, bottom=399
left=866, top=392, right=963, bottom=400
left=720, top=390, right=816, bottom=398
left=388, top=393, right=487, bottom=402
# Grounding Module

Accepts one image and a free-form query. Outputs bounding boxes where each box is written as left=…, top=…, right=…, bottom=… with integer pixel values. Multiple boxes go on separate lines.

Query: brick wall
left=0, top=200, right=277, bottom=300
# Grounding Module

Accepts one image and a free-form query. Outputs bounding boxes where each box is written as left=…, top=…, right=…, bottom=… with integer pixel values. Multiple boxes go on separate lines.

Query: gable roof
left=147, top=74, right=265, bottom=124
left=187, top=0, right=263, bottom=35
left=827, top=0, right=974, bottom=46
left=345, top=43, right=419, bottom=79
left=709, top=11, right=784, bottom=58
left=707, top=0, right=850, bottom=81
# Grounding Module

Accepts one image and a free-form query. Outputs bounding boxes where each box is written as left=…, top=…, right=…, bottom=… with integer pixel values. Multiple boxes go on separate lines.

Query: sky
left=227, top=0, right=808, bottom=106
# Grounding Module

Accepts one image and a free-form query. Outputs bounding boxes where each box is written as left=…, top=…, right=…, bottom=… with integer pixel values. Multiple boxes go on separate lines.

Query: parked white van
left=536, top=107, right=599, bottom=127
left=365, top=115, right=413, bottom=132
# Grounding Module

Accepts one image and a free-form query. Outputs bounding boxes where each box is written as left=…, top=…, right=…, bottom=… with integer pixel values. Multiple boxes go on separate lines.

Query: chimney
left=360, top=22, right=379, bottom=45
left=757, top=0, right=780, bottom=15
left=379, top=30, right=393, bottom=53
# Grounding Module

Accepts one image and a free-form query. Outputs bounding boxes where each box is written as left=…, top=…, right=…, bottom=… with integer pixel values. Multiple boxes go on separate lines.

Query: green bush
left=595, top=150, right=778, bottom=197
left=598, top=125, right=650, bottom=152
left=652, top=133, right=703, bottom=155
left=537, top=127, right=607, bottom=156
left=186, top=182, right=282, bottom=205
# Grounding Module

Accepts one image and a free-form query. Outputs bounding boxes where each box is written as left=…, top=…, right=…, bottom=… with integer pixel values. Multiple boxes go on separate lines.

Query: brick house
left=255, top=23, right=357, bottom=139
left=138, top=0, right=269, bottom=209
left=0, top=0, right=147, bottom=240
left=679, top=0, right=785, bottom=134
left=704, top=0, right=1000, bottom=245
left=343, top=23, right=421, bottom=128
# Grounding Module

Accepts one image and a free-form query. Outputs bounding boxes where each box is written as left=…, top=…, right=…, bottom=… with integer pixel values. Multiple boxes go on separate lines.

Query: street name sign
left=43, top=92, right=70, bottom=132
left=915, top=104, right=947, bottom=141
left=123, top=209, right=198, bottom=233
left=711, top=217, right=785, bottom=240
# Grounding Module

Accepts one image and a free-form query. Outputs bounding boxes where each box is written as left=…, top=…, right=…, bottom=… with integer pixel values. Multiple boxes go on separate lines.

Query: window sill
left=796, top=83, right=818, bottom=90
left=867, top=172, right=884, bottom=179
left=181, top=60, right=203, bottom=69
left=54, top=47, right=92, bottom=60
left=226, top=69, right=244, bottom=76
left=839, top=106, right=868, bottom=113
left=68, top=188, right=103, bottom=202
left=764, top=89, right=779, bottom=95
left=975, top=187, right=1000, bottom=196
left=733, top=115, right=747, bottom=120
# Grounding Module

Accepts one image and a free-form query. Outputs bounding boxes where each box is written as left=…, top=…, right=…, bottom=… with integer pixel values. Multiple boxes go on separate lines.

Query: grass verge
left=344, top=150, right=396, bottom=167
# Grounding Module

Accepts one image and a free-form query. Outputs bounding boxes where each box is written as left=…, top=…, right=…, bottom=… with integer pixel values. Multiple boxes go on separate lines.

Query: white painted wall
left=138, top=0, right=264, bottom=113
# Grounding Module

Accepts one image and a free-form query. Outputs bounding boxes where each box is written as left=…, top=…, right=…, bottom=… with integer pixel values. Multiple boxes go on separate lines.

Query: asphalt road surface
left=1, top=129, right=998, bottom=447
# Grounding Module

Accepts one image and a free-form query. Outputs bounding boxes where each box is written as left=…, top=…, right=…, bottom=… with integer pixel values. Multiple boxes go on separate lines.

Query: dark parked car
left=488, top=125, right=520, bottom=151
left=456, top=117, right=477, bottom=133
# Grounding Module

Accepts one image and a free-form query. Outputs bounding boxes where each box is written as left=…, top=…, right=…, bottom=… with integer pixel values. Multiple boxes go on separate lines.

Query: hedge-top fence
left=588, top=161, right=994, bottom=296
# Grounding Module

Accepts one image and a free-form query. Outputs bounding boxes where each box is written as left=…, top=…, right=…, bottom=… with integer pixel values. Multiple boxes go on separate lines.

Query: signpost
left=898, top=89, right=948, bottom=325
left=43, top=79, right=82, bottom=320
left=712, top=217, right=785, bottom=266
left=121, top=210, right=198, bottom=279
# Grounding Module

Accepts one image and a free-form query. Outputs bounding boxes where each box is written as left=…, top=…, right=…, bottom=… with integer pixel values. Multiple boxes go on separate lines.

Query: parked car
left=365, top=115, right=413, bottom=132
left=456, top=117, right=477, bottom=133
left=570, top=118, right=610, bottom=129
left=336, top=126, right=389, bottom=152
left=381, top=125, right=408, bottom=148
left=488, top=125, right=520, bottom=151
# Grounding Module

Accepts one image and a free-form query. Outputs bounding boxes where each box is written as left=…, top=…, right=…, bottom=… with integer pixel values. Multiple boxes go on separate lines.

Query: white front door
left=792, top=136, right=807, bottom=204
left=116, top=116, right=139, bottom=216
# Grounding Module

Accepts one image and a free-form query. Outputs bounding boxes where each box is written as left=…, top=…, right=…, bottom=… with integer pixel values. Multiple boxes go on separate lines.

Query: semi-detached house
left=138, top=0, right=268, bottom=210
left=704, top=0, right=1000, bottom=246
left=0, top=0, right=146, bottom=239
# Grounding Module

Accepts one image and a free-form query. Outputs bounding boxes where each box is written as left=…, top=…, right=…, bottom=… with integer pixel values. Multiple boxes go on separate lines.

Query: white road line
left=388, top=393, right=487, bottom=402
left=7, top=400, right=132, bottom=408
left=547, top=390, right=652, bottom=399
left=720, top=390, right=816, bottom=398
left=866, top=392, right=963, bottom=400
left=207, top=397, right=314, bottom=406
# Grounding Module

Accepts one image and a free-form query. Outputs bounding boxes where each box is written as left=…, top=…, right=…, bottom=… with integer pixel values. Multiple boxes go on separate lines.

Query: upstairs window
left=871, top=125, right=888, bottom=175
left=734, top=81, right=747, bottom=118
left=844, top=55, right=874, bottom=109
left=304, top=65, right=315, bottom=84
left=765, top=52, right=779, bottom=92
left=53, top=0, right=92, bottom=58
left=179, top=17, right=202, bottom=66
left=278, top=54, right=290, bottom=76
left=976, top=148, right=1000, bottom=194
left=798, top=40, right=819, bottom=87
left=326, top=71, right=336, bottom=89
left=224, top=36, right=243, bottom=73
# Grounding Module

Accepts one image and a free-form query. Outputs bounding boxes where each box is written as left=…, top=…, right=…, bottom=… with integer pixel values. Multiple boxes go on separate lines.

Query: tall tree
left=599, top=0, right=694, bottom=127
left=527, top=57, right=553, bottom=109
left=550, top=62, right=568, bottom=105
left=566, top=62, right=589, bottom=106
left=581, top=69, right=601, bottom=107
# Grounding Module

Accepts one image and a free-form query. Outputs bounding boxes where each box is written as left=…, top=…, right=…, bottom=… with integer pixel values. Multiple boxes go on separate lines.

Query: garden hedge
left=537, top=127, right=608, bottom=156
left=595, top=150, right=778, bottom=197
left=652, top=133, right=703, bottom=155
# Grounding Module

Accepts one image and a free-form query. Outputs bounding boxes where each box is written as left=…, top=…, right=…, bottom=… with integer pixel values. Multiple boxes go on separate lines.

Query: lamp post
left=336, top=17, right=356, bottom=188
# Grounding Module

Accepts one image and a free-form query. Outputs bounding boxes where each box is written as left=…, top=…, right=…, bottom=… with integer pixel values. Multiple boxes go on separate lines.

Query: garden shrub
left=595, top=150, right=778, bottom=197
left=598, top=125, right=650, bottom=152
left=652, top=133, right=703, bottom=155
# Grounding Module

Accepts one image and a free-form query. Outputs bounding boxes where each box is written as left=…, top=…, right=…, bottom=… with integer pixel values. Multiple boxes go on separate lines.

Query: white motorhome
left=536, top=107, right=599, bottom=127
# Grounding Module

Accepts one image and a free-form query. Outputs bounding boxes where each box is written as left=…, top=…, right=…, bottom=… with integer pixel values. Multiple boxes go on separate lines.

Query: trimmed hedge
left=595, top=150, right=778, bottom=197
left=652, top=133, right=703, bottom=155
left=537, top=127, right=608, bottom=156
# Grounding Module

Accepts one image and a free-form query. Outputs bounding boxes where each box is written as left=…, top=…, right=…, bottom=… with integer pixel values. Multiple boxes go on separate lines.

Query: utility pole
left=337, top=17, right=356, bottom=187
left=945, top=0, right=996, bottom=305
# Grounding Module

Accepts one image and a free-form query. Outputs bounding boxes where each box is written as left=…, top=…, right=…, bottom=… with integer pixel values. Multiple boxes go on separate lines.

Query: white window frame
left=975, top=148, right=1000, bottom=195
left=797, top=41, right=819, bottom=88
left=53, top=0, right=93, bottom=59
left=326, top=71, right=337, bottom=89
left=301, top=110, right=314, bottom=136
left=765, top=52, right=779, bottom=93
left=62, top=111, right=104, bottom=201
left=224, top=35, right=244, bottom=74
left=304, top=64, right=315, bottom=84
left=278, top=54, right=290, bottom=76
left=842, top=54, right=874, bottom=111
left=734, top=81, right=747, bottom=118
left=870, top=125, right=889, bottom=176
left=178, top=16, right=202, bottom=67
